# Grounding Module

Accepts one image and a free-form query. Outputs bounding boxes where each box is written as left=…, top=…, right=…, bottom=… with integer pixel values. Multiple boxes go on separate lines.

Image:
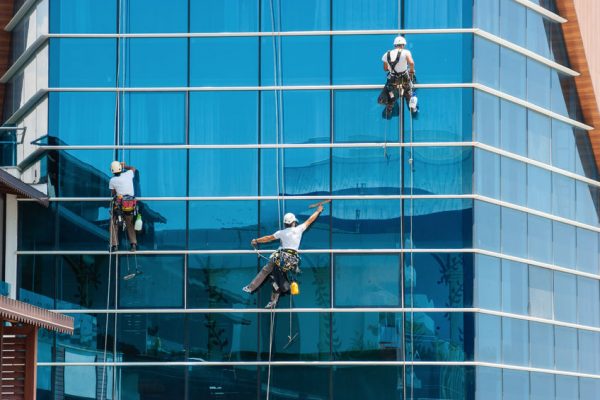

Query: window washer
left=109, top=161, right=138, bottom=252
left=243, top=204, right=324, bottom=308
left=378, top=35, right=418, bottom=116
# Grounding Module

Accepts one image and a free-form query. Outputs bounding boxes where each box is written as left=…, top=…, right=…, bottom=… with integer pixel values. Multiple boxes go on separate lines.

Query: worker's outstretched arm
left=122, top=162, right=137, bottom=173
left=303, top=204, right=324, bottom=229
left=251, top=235, right=276, bottom=246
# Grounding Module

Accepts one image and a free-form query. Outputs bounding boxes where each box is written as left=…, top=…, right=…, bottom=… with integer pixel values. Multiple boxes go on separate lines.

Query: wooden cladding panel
left=1, top=325, right=36, bottom=400
left=556, top=0, right=600, bottom=171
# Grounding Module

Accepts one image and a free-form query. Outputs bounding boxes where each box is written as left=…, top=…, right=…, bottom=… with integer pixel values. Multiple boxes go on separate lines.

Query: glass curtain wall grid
left=5, top=0, right=600, bottom=399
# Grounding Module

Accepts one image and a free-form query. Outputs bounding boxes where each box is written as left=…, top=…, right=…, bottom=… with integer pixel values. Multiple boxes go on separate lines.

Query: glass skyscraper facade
left=3, top=0, right=600, bottom=398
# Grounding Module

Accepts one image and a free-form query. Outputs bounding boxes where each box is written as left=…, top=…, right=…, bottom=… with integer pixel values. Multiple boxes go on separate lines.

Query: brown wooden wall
left=0, top=0, right=14, bottom=124
left=556, top=0, right=600, bottom=170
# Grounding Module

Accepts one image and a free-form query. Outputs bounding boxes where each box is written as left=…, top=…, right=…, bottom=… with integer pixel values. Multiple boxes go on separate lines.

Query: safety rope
left=408, top=97, right=416, bottom=400
left=100, top=202, right=114, bottom=399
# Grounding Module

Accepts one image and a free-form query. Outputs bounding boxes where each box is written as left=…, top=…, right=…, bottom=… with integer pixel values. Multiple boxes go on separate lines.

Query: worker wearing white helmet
left=379, top=35, right=418, bottom=114
left=243, top=204, right=325, bottom=308
left=109, top=161, right=138, bottom=252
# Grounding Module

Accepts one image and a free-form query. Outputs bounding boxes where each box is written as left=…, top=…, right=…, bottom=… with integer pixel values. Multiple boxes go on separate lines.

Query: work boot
left=242, top=286, right=252, bottom=293
left=265, top=300, right=277, bottom=309
left=110, top=245, right=118, bottom=252
left=130, top=243, right=137, bottom=252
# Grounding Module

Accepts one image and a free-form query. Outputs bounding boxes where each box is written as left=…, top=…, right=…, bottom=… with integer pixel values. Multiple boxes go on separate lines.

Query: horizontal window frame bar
left=48, top=307, right=600, bottom=333
left=0, top=36, right=48, bottom=83
left=4, top=0, right=40, bottom=31
left=34, top=360, right=600, bottom=379
left=40, top=84, right=592, bottom=131
left=514, top=0, right=567, bottom=23
left=16, top=247, right=600, bottom=281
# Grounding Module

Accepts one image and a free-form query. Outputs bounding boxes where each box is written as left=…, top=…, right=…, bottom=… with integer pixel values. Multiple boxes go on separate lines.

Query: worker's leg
left=124, top=214, right=137, bottom=245
left=110, top=216, right=119, bottom=246
left=245, top=259, right=276, bottom=292
left=266, top=291, right=281, bottom=308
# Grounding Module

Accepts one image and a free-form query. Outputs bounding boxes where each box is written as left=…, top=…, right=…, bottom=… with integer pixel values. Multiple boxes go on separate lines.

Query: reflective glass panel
left=528, top=214, right=552, bottom=264
left=528, top=111, right=551, bottom=164
left=554, top=271, right=577, bottom=323
left=576, top=182, right=599, bottom=227
left=406, top=147, right=472, bottom=195
left=500, top=157, right=526, bottom=206
left=527, top=59, right=551, bottom=109
left=577, top=277, right=600, bottom=327
left=475, top=149, right=500, bottom=199
left=475, top=313, right=501, bottom=362
left=500, top=101, right=526, bottom=156
left=475, top=367, right=501, bottom=400
left=50, top=39, right=116, bottom=87
left=190, top=149, right=257, bottom=196
left=122, top=92, right=185, bottom=144
left=474, top=254, right=501, bottom=309
left=122, top=38, right=188, bottom=87
left=332, top=0, right=398, bottom=30
left=124, top=150, right=187, bottom=197
left=578, top=330, right=600, bottom=374
left=502, top=317, right=529, bottom=365
left=134, top=201, right=187, bottom=251
left=527, top=165, right=552, bottom=214
left=552, top=173, right=575, bottom=220
left=529, top=266, right=553, bottom=319
left=526, top=10, right=552, bottom=59
left=500, top=0, right=526, bottom=47
left=187, top=366, right=258, bottom=398
left=260, top=0, right=329, bottom=31
left=333, top=35, right=390, bottom=85
left=407, top=312, right=473, bottom=361
left=501, top=260, right=528, bottom=315
left=474, top=201, right=500, bottom=252
left=530, top=322, right=554, bottom=369
left=530, top=372, right=555, bottom=400
left=122, top=0, right=187, bottom=33
left=191, top=38, right=259, bottom=86
left=191, top=0, right=259, bottom=32
left=502, top=370, right=529, bottom=400
left=50, top=0, right=117, bottom=33
left=580, top=377, right=600, bottom=400
left=117, top=367, right=184, bottom=399
left=556, top=375, right=579, bottom=400
left=404, top=0, right=472, bottom=28
left=474, top=38, right=500, bottom=88
left=501, top=208, right=527, bottom=258
left=474, top=91, right=500, bottom=147
left=576, top=227, right=599, bottom=274
left=500, top=49, right=526, bottom=100
left=555, top=326, right=578, bottom=371
left=332, top=147, right=400, bottom=195
left=261, top=148, right=330, bottom=196
left=552, top=120, right=576, bottom=172
left=553, top=221, right=576, bottom=268
left=474, top=0, right=499, bottom=34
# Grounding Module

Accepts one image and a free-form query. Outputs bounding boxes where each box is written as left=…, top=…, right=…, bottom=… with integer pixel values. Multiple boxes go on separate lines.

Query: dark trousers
left=110, top=214, right=137, bottom=246
left=247, top=259, right=282, bottom=304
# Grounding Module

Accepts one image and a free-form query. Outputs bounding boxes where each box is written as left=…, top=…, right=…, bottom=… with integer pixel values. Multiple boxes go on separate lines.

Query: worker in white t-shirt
left=243, top=204, right=324, bottom=308
left=109, top=161, right=138, bottom=252
left=378, top=36, right=418, bottom=115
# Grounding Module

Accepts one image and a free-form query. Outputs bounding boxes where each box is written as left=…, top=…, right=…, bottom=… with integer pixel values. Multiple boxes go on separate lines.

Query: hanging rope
left=408, top=103, right=415, bottom=400
left=100, top=203, right=114, bottom=400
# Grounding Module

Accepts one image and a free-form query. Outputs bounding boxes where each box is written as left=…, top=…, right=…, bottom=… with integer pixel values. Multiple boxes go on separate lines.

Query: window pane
left=122, top=0, right=187, bottom=33
left=122, top=92, right=185, bottom=144
left=333, top=148, right=400, bottom=195
left=408, top=312, right=472, bottom=361
left=123, top=38, right=187, bottom=87
left=577, top=277, right=600, bottom=327
left=333, top=35, right=389, bottom=84
left=50, top=150, right=114, bottom=197
left=191, top=38, right=258, bottom=86
left=556, top=375, right=578, bottom=400
left=552, top=120, right=576, bottom=172
left=404, top=0, right=472, bottom=28
left=527, top=59, right=551, bottom=109
left=501, top=157, right=526, bottom=206
left=50, top=39, right=116, bottom=87
left=476, top=314, right=501, bottom=362
left=474, top=38, right=500, bottom=88
left=553, top=221, right=576, bottom=268
left=552, top=173, right=575, bottom=220
left=502, top=317, right=529, bottom=365
left=118, top=255, right=184, bottom=308
left=529, top=266, right=553, bottom=319
left=502, top=370, right=529, bottom=400
left=554, top=271, right=577, bottom=323
left=500, top=101, right=526, bottom=155
left=125, top=150, right=187, bottom=197
left=332, top=0, right=398, bottom=30
left=474, top=254, right=501, bottom=309
left=260, top=0, right=329, bottom=31
left=135, top=201, right=187, bottom=251
left=555, top=326, right=578, bottom=371
left=475, top=367, right=502, bottom=400
left=406, top=147, right=472, bottom=195
left=50, top=0, right=116, bottom=33
left=334, top=255, right=400, bottom=307
left=580, top=377, right=600, bottom=400
left=500, top=0, right=526, bottom=47
left=333, top=313, right=402, bottom=361
left=530, top=322, right=554, bottom=369
left=500, top=49, right=526, bottom=99
left=474, top=91, right=500, bottom=147
left=576, top=227, right=599, bottom=275
left=528, top=111, right=551, bottom=164
left=578, top=331, right=600, bottom=374
left=530, top=372, right=555, bottom=400
left=576, top=182, right=599, bottom=227
left=474, top=0, right=499, bottom=35
left=262, top=148, right=330, bottom=195
left=190, top=149, right=257, bottom=196
left=192, top=0, right=259, bottom=32
left=502, top=260, right=528, bottom=315
left=528, top=215, right=552, bottom=264
left=49, top=92, right=116, bottom=145
left=117, top=314, right=185, bottom=362
left=474, top=201, right=500, bottom=252
left=475, top=149, right=500, bottom=199
left=501, top=208, right=527, bottom=258
left=527, top=165, right=552, bottom=214
left=117, top=367, right=184, bottom=399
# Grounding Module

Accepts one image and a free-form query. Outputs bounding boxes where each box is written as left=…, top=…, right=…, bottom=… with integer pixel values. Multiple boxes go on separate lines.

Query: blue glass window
left=118, top=255, right=184, bottom=308
left=529, top=266, right=553, bottom=319
left=580, top=377, right=600, bottom=400
left=502, top=260, right=528, bottom=315
left=50, top=39, right=116, bottom=87
left=500, top=0, right=526, bottom=47
left=530, top=322, right=554, bottom=369
left=577, top=277, right=600, bottom=327
left=527, top=165, right=552, bottom=214
left=333, top=35, right=389, bottom=84
left=406, top=147, right=472, bottom=195
left=576, top=228, right=599, bottom=275
left=133, top=201, right=186, bottom=250
left=552, top=173, right=576, bottom=220
left=553, top=221, right=576, bottom=268
left=334, top=90, right=398, bottom=142
left=576, top=182, right=599, bottom=227
left=192, top=0, right=259, bottom=32
left=49, top=92, right=116, bottom=145
left=122, top=0, right=187, bottom=33
left=578, top=331, right=600, bottom=374
left=261, top=36, right=330, bottom=85
left=501, top=208, right=527, bottom=258
left=333, top=148, right=400, bottom=195
left=474, top=254, right=501, bottom=309
left=501, top=157, right=526, bottom=206
left=474, top=201, right=500, bottom=252
left=500, top=49, right=526, bottom=99
left=125, top=150, right=187, bottom=197
left=190, top=91, right=258, bottom=145
left=332, top=200, right=401, bottom=249
left=189, top=201, right=257, bottom=250
left=502, top=370, right=529, bottom=400
left=404, top=0, right=472, bottom=28
left=332, top=0, right=398, bottom=30
left=526, top=10, right=552, bottom=59
left=475, top=367, right=501, bottom=400
left=262, top=148, right=330, bottom=196
left=554, top=271, right=577, bottom=323
left=474, top=91, right=500, bottom=147
left=528, top=111, right=551, bottom=164
left=530, top=372, right=555, bottom=400
left=123, top=38, right=188, bottom=87
left=527, top=59, right=551, bottom=109
left=404, top=34, right=472, bottom=84
left=476, top=314, right=501, bottom=362
left=118, top=367, right=184, bottom=399
left=474, top=38, right=500, bottom=88
left=408, top=312, right=472, bottom=361
left=474, top=0, right=499, bottom=35
left=122, top=92, right=185, bottom=144
left=190, top=150, right=257, bottom=196
left=54, top=150, right=114, bottom=197
left=555, top=326, right=578, bottom=371
left=260, top=0, right=329, bottom=31
left=475, top=150, right=500, bottom=199
left=500, top=101, right=526, bottom=156
left=528, top=215, right=552, bottom=264
left=556, top=375, right=579, bottom=399
left=408, top=88, right=473, bottom=143
left=50, top=0, right=116, bottom=33
left=552, top=120, right=576, bottom=172
left=334, top=255, right=400, bottom=307
left=502, top=317, right=529, bottom=365
left=262, top=90, right=330, bottom=144
left=191, top=38, right=258, bottom=86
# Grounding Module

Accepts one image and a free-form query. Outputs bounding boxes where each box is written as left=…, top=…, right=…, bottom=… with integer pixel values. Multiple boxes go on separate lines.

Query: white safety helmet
left=393, top=36, right=407, bottom=47
left=110, top=161, right=123, bottom=174
left=283, top=213, right=298, bottom=225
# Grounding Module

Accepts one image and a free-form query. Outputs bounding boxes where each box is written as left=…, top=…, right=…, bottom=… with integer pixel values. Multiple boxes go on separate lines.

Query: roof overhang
left=556, top=0, right=600, bottom=171
left=0, top=168, right=48, bottom=207
left=0, top=295, right=73, bottom=334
